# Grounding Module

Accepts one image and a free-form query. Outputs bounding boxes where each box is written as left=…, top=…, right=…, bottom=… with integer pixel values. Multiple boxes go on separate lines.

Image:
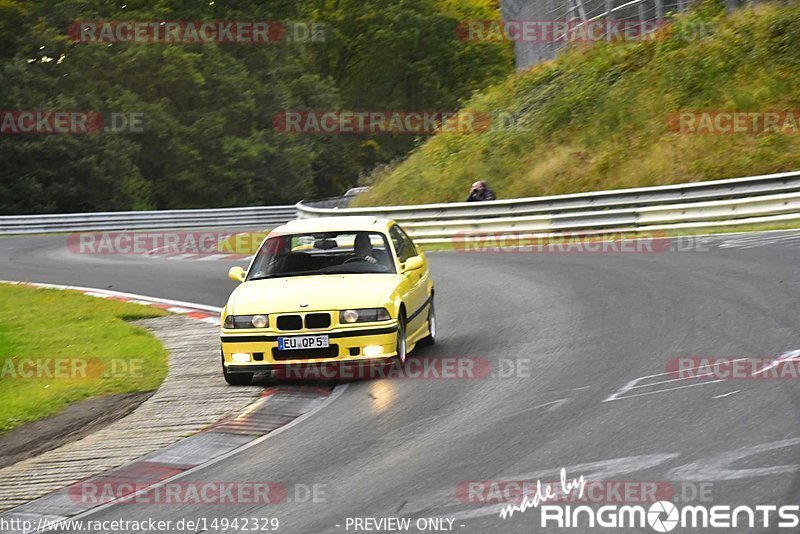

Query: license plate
left=278, top=335, right=329, bottom=351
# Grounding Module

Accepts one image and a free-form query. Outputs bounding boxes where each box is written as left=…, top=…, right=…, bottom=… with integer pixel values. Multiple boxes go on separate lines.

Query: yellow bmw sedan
left=220, top=216, right=435, bottom=385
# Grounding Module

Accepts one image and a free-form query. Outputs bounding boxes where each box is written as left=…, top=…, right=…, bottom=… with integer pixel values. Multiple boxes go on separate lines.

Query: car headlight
left=340, top=308, right=391, bottom=323
left=223, top=315, right=269, bottom=329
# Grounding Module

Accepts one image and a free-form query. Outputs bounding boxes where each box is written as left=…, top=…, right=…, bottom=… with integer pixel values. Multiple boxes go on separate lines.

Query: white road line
left=146, top=245, right=177, bottom=255
left=2, top=281, right=223, bottom=312
left=498, top=398, right=570, bottom=421
left=605, top=351, right=800, bottom=402
left=603, top=358, right=750, bottom=402
left=751, top=349, right=800, bottom=376
left=545, top=398, right=569, bottom=412
left=534, top=399, right=567, bottom=410
left=625, top=373, right=717, bottom=390
left=605, top=379, right=726, bottom=402
left=719, top=230, right=800, bottom=249
left=713, top=390, right=741, bottom=399
left=0, top=281, right=222, bottom=322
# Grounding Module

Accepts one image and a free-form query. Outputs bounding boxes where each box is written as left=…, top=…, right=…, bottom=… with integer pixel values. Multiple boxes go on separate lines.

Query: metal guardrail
left=0, top=206, right=296, bottom=234
left=5, top=171, right=800, bottom=239
left=296, top=171, right=800, bottom=244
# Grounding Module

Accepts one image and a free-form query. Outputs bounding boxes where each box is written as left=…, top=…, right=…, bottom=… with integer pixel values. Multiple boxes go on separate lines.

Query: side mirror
left=228, top=266, right=246, bottom=283
left=403, top=256, right=424, bottom=272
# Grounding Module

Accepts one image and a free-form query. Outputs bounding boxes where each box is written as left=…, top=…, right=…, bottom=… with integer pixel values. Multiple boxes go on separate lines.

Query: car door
left=389, top=224, right=430, bottom=338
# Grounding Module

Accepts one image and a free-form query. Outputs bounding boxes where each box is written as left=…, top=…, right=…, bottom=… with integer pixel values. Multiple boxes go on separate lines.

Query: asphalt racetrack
left=2, top=230, right=800, bottom=533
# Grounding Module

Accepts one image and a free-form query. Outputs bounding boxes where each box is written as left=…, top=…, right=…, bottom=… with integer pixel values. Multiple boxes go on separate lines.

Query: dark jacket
left=466, top=186, right=496, bottom=202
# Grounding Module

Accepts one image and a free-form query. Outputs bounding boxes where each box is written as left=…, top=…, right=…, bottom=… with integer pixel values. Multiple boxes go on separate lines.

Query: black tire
left=222, top=356, right=253, bottom=386
left=418, top=298, right=436, bottom=347
left=392, top=314, right=407, bottom=367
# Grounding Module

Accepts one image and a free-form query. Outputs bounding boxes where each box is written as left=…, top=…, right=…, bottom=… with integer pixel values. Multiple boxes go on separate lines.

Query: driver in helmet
left=354, top=232, right=377, bottom=263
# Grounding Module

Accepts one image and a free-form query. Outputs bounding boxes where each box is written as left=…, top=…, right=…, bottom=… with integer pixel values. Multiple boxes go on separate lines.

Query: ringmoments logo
left=649, top=501, right=679, bottom=532
left=493, top=468, right=799, bottom=531
left=537, top=502, right=800, bottom=530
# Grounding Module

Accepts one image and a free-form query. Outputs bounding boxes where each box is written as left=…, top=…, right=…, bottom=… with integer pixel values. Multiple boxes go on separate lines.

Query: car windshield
left=247, top=231, right=395, bottom=280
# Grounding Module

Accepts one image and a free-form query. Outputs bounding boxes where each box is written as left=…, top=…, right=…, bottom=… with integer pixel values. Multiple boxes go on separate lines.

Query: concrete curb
left=0, top=315, right=261, bottom=514
left=0, top=284, right=342, bottom=533
left=0, top=281, right=222, bottom=325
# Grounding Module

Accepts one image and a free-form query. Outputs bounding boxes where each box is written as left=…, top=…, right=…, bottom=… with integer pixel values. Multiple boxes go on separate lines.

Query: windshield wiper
left=248, top=271, right=328, bottom=281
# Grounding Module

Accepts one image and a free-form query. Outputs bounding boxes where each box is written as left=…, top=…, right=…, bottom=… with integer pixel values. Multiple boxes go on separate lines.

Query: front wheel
left=418, top=298, right=436, bottom=347
left=393, top=315, right=407, bottom=367
left=222, top=356, right=253, bottom=386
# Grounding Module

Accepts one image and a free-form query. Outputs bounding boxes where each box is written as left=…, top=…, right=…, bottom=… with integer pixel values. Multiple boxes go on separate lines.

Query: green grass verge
left=0, top=284, right=169, bottom=432
left=356, top=1, right=800, bottom=207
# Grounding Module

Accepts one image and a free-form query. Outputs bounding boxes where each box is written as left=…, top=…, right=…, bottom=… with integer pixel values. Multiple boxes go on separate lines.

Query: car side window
left=389, top=226, right=405, bottom=259
left=398, top=226, right=418, bottom=261
left=390, top=225, right=417, bottom=263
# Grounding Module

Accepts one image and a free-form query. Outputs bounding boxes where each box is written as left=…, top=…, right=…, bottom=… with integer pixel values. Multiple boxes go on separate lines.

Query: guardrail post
left=638, top=0, right=647, bottom=37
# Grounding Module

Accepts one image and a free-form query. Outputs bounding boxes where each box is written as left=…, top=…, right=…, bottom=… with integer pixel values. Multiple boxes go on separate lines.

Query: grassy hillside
left=356, top=1, right=800, bottom=206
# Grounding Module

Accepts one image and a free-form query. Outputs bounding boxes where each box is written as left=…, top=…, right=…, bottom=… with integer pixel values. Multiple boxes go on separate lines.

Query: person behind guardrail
left=466, top=180, right=496, bottom=202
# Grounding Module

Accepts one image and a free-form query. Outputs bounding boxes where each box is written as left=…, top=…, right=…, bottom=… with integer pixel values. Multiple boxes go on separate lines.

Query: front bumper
left=221, top=322, right=398, bottom=370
